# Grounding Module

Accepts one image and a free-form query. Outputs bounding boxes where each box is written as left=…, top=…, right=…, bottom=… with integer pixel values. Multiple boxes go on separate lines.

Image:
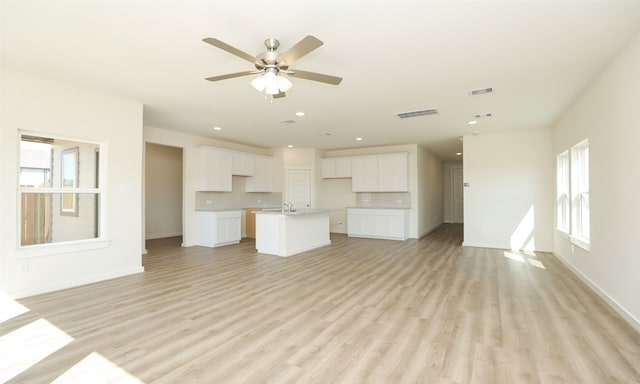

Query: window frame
left=17, top=132, right=109, bottom=258
left=556, top=150, right=570, bottom=235
left=570, top=139, right=590, bottom=250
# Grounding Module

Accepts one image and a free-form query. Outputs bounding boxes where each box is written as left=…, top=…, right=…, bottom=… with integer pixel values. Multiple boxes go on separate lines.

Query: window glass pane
left=20, top=134, right=101, bottom=247
left=20, top=193, right=99, bottom=246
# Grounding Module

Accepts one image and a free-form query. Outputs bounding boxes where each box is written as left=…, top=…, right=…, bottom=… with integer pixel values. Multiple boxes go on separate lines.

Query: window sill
left=556, top=229, right=570, bottom=239
left=570, top=235, right=591, bottom=252
left=16, top=239, right=111, bottom=259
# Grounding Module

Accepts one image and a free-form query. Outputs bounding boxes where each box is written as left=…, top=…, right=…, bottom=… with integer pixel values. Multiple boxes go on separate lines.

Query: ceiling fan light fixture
left=278, top=75, right=292, bottom=92
left=251, top=76, right=266, bottom=92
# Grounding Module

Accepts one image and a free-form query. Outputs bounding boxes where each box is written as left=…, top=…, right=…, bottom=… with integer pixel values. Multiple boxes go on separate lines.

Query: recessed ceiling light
left=355, top=137, right=363, bottom=141
left=287, top=145, right=293, bottom=148
left=295, top=111, right=305, bottom=117
left=212, top=126, right=222, bottom=131
left=456, top=152, right=462, bottom=156
left=467, top=120, right=477, bottom=125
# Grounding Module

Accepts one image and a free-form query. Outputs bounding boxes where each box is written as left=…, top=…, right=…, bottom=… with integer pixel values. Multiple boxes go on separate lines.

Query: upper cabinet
left=245, top=155, right=274, bottom=192
left=196, top=146, right=232, bottom=191
left=321, top=157, right=352, bottom=178
left=377, top=153, right=409, bottom=192
left=351, top=155, right=378, bottom=191
left=231, top=151, right=255, bottom=176
left=351, top=153, right=408, bottom=192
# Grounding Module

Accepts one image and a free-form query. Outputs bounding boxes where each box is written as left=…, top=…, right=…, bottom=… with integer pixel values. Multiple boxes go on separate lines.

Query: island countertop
left=256, top=208, right=329, bottom=216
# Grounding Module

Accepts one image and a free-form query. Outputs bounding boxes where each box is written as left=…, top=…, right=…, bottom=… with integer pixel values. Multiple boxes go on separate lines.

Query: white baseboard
left=553, top=251, right=640, bottom=334
left=10, top=266, right=145, bottom=299
left=462, top=241, right=510, bottom=250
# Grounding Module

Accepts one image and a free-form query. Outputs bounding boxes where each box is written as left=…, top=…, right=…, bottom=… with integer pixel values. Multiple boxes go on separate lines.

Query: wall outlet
left=205, top=200, right=212, bottom=204
left=17, top=262, right=29, bottom=272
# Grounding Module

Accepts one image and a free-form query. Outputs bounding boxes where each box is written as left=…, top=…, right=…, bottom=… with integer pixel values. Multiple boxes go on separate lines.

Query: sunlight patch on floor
left=503, top=251, right=546, bottom=270
left=52, top=351, right=145, bottom=384
left=0, top=291, right=29, bottom=323
left=0, top=318, right=73, bottom=382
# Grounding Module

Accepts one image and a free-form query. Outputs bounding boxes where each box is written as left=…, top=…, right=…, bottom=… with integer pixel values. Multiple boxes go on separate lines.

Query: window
left=571, top=139, right=590, bottom=247
left=556, top=151, right=570, bottom=234
left=19, top=134, right=101, bottom=247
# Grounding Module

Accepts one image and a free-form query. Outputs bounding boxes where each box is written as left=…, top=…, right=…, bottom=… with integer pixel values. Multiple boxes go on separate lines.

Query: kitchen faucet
left=282, top=202, right=294, bottom=212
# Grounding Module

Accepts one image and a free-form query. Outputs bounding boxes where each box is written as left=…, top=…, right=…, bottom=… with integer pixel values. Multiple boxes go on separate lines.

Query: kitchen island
left=255, top=209, right=330, bottom=257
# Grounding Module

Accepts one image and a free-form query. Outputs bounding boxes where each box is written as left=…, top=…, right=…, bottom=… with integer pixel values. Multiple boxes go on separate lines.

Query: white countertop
left=347, top=206, right=411, bottom=210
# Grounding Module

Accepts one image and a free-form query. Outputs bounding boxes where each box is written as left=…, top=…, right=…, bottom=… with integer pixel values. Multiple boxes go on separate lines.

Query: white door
left=286, top=168, right=311, bottom=209
left=452, top=166, right=464, bottom=223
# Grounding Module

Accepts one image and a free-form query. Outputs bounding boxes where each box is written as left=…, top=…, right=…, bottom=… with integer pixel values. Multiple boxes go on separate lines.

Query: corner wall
left=552, top=32, right=640, bottom=330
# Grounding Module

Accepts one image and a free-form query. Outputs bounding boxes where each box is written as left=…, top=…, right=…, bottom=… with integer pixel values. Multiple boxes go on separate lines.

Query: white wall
left=552, top=32, right=640, bottom=329
left=417, top=146, right=444, bottom=237
left=145, top=143, right=182, bottom=240
left=463, top=129, right=553, bottom=251
left=1, top=68, right=144, bottom=298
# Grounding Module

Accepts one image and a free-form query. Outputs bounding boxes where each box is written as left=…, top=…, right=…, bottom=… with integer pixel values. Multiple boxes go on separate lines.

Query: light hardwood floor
left=3, top=224, right=640, bottom=383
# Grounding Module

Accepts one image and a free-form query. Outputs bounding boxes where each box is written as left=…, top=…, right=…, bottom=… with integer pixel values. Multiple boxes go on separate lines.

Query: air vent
left=280, top=119, right=296, bottom=125
left=469, top=87, right=493, bottom=96
left=474, top=113, right=493, bottom=118
left=397, top=108, right=438, bottom=119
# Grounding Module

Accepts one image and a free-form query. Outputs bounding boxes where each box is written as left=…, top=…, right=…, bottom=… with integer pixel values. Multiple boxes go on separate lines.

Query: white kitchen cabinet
left=377, top=153, right=408, bottom=192
left=346, top=208, right=376, bottom=236
left=196, top=146, right=232, bottom=191
left=350, top=153, right=409, bottom=192
left=245, top=155, right=273, bottom=192
left=232, top=151, right=255, bottom=176
left=351, top=155, right=378, bottom=191
left=195, top=210, right=241, bottom=247
left=347, top=208, right=409, bottom=240
left=321, top=157, right=352, bottom=178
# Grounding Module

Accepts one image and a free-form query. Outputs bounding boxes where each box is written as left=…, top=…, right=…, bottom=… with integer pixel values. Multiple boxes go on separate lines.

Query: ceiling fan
left=202, top=35, right=342, bottom=98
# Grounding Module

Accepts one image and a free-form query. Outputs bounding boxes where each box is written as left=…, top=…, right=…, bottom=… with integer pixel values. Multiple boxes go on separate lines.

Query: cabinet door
left=385, top=210, right=406, bottom=239
left=197, top=147, right=232, bottom=191
left=347, top=208, right=375, bottom=236
left=217, top=217, right=241, bottom=243
left=378, top=153, right=408, bottom=192
left=321, top=158, right=336, bottom=178
left=351, top=155, right=378, bottom=192
left=246, top=156, right=274, bottom=192
left=232, top=152, right=255, bottom=176
left=334, top=157, right=352, bottom=178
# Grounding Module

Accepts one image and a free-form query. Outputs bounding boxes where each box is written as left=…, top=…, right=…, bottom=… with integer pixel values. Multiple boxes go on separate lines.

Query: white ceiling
left=3, top=1, right=640, bottom=162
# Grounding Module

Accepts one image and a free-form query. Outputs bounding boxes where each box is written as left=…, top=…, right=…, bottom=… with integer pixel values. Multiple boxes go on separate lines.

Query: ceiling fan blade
left=202, top=38, right=257, bottom=64
left=288, top=69, right=342, bottom=85
left=273, top=92, right=286, bottom=99
left=277, top=35, right=323, bottom=67
left=205, top=71, right=258, bottom=82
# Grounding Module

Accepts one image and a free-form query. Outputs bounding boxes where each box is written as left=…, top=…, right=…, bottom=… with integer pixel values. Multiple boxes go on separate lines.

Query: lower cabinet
left=195, top=210, right=241, bottom=247
left=347, top=208, right=409, bottom=240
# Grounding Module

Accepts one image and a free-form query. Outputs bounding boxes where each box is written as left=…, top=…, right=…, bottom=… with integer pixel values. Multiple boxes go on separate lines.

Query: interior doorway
left=145, top=143, right=183, bottom=240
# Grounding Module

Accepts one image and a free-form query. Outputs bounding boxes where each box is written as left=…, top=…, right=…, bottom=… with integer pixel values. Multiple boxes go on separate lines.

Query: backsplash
left=356, top=192, right=411, bottom=208
left=196, top=176, right=282, bottom=210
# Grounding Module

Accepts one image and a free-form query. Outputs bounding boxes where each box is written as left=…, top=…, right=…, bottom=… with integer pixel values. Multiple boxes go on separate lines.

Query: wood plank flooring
left=3, top=224, right=640, bottom=383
